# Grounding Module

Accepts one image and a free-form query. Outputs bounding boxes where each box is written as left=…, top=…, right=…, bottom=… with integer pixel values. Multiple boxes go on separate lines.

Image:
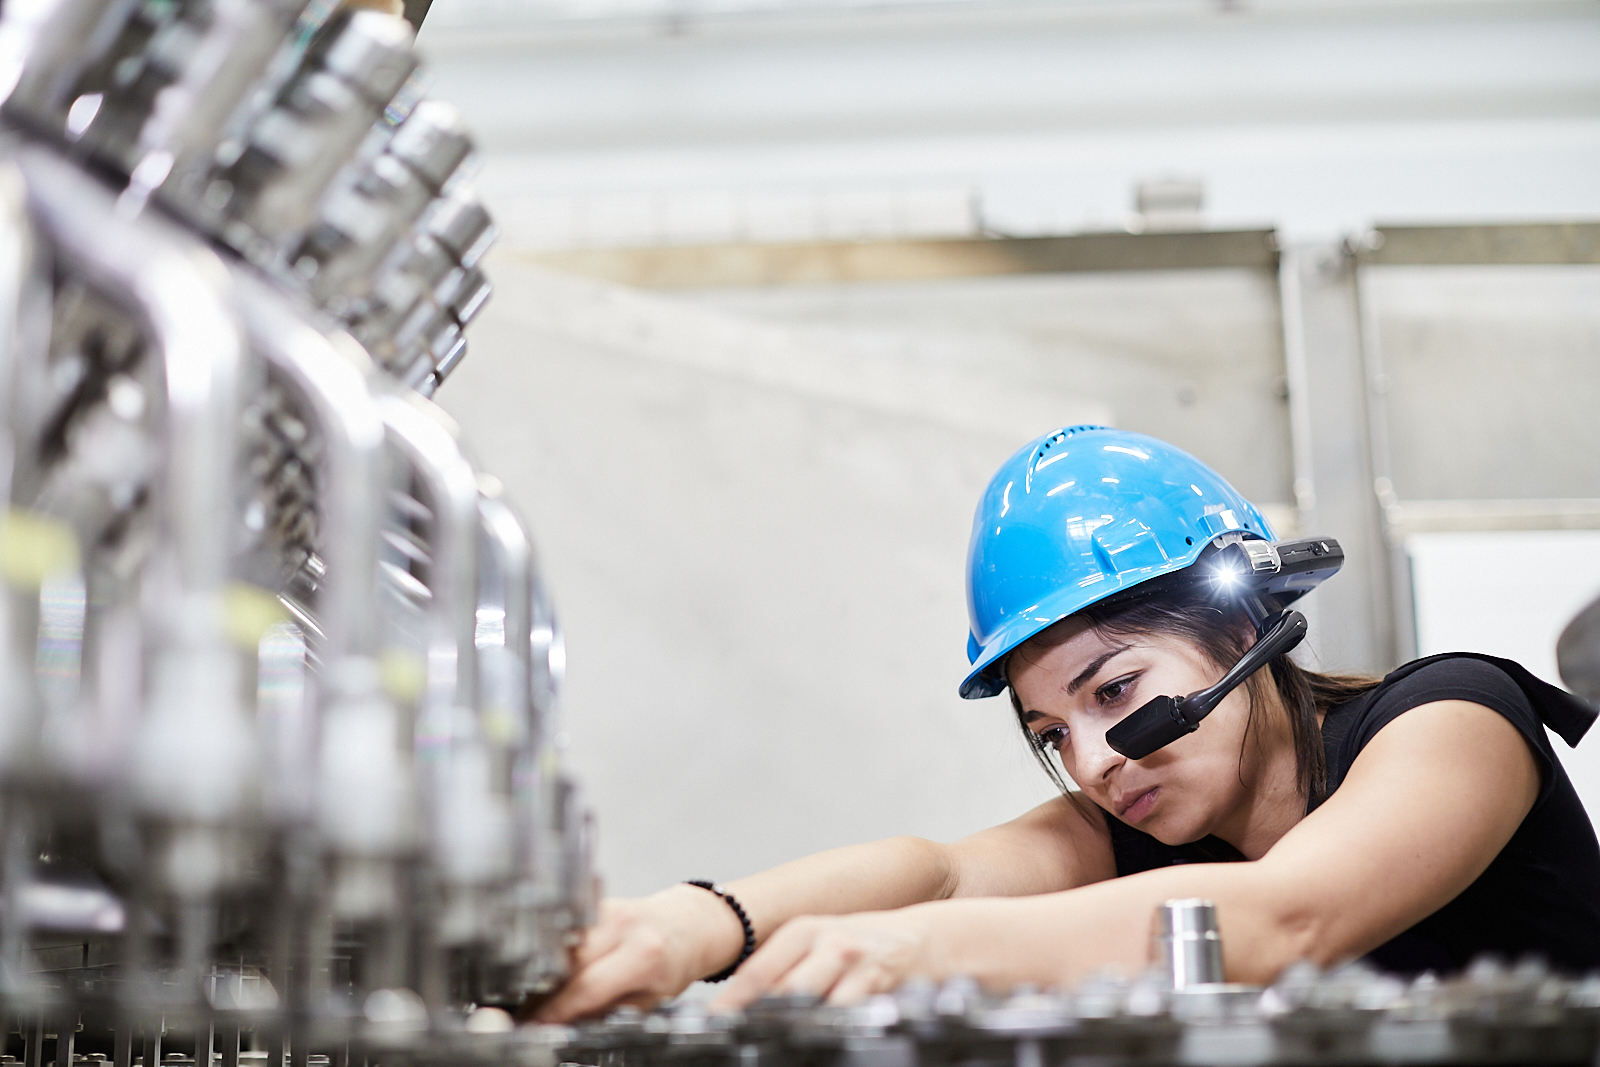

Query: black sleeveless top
left=1102, top=653, right=1600, bottom=973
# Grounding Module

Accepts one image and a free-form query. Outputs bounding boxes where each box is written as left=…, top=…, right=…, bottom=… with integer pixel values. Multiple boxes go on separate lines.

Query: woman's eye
left=1036, top=725, right=1068, bottom=751
left=1095, top=672, right=1140, bottom=705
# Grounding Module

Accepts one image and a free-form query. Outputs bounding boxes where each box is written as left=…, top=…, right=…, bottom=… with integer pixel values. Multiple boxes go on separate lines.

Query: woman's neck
left=1213, top=699, right=1309, bottom=860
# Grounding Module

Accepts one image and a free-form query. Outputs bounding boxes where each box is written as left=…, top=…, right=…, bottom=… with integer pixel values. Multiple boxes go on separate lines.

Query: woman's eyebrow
left=1022, top=710, right=1045, bottom=723
left=1065, top=646, right=1130, bottom=695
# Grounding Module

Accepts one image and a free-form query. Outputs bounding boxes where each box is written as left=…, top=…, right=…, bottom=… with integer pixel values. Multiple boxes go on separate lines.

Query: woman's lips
left=1119, top=786, right=1159, bottom=823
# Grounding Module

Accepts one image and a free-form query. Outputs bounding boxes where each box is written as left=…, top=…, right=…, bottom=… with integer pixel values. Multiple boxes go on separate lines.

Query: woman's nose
left=1069, top=720, right=1126, bottom=785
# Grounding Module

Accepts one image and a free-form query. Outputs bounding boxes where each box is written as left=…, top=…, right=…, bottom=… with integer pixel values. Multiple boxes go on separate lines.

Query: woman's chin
left=1143, top=812, right=1206, bottom=847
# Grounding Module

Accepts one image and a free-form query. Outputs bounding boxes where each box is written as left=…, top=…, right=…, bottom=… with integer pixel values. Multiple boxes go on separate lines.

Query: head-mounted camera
left=1104, top=535, right=1344, bottom=761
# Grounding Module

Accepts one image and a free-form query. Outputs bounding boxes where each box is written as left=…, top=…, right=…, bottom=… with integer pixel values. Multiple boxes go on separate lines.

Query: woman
left=538, top=425, right=1600, bottom=1022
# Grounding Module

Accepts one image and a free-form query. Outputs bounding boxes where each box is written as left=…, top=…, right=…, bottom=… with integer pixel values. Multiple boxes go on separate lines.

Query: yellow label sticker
left=481, top=702, right=520, bottom=748
left=226, top=583, right=288, bottom=649
left=0, top=509, right=80, bottom=588
left=379, top=647, right=426, bottom=705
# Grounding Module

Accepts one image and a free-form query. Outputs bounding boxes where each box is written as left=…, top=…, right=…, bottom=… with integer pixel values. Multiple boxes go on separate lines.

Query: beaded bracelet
left=685, top=880, right=756, bottom=982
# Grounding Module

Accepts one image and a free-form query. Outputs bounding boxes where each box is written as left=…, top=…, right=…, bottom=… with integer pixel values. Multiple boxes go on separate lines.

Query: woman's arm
left=537, top=794, right=1114, bottom=1021
left=714, top=698, right=1539, bottom=1005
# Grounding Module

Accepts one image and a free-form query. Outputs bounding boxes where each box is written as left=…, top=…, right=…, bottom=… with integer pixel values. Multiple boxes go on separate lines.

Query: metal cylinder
left=1154, top=898, right=1225, bottom=989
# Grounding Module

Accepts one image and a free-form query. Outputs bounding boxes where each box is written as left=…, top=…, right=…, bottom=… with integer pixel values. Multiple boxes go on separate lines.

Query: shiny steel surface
left=0, top=0, right=593, bottom=1058
left=20, top=149, right=253, bottom=877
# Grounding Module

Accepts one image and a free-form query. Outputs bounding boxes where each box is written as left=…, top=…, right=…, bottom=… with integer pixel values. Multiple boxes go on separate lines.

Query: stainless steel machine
left=0, top=0, right=595, bottom=1063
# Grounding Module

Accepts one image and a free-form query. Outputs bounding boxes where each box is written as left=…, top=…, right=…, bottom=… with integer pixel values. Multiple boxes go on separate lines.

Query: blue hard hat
left=960, top=426, right=1276, bottom=699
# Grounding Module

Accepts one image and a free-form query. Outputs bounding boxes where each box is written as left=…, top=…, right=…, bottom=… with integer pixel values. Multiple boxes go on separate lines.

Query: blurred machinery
left=556, top=902, right=1600, bottom=1067
left=562, top=956, right=1600, bottom=1067
left=0, top=0, right=596, bottom=1063
left=1559, top=595, right=1600, bottom=711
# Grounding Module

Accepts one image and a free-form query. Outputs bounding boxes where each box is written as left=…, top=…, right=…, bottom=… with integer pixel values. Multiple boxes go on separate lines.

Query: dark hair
left=1005, top=570, right=1380, bottom=807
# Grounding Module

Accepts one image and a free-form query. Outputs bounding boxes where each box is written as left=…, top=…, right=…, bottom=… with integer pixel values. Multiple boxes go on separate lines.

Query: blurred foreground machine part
left=1558, top=593, right=1600, bottom=707
left=0, top=0, right=595, bottom=1062
left=562, top=957, right=1600, bottom=1067
left=561, top=902, right=1600, bottom=1067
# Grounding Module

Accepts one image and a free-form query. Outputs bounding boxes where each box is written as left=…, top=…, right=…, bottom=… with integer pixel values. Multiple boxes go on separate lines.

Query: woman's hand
left=536, top=885, right=750, bottom=1022
left=710, top=909, right=939, bottom=1011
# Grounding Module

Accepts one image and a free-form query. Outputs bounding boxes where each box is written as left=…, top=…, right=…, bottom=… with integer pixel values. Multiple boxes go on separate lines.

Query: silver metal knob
left=313, top=9, right=417, bottom=106
left=1154, top=897, right=1225, bottom=989
left=388, top=100, right=473, bottom=191
left=426, top=192, right=497, bottom=268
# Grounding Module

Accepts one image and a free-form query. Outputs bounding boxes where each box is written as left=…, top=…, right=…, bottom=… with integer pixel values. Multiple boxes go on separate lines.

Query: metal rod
left=52, top=1018, right=73, bottom=1067
left=1351, top=253, right=1407, bottom=667
left=1276, top=244, right=1319, bottom=529
left=217, top=1025, right=238, bottom=1067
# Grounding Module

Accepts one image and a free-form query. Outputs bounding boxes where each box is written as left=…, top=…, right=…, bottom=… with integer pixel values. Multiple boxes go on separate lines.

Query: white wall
left=1410, top=532, right=1600, bottom=818
left=440, top=257, right=1600, bottom=895
left=418, top=0, right=1600, bottom=248
left=436, top=258, right=1295, bottom=895
left=437, top=259, right=1056, bottom=895
left=421, top=0, right=1600, bottom=893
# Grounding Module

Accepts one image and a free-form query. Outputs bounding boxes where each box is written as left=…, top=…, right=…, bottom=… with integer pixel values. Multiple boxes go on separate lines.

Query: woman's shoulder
left=1344, top=655, right=1532, bottom=730
left=1324, top=652, right=1594, bottom=803
left=1351, top=653, right=1594, bottom=743
left=1330, top=654, right=1537, bottom=750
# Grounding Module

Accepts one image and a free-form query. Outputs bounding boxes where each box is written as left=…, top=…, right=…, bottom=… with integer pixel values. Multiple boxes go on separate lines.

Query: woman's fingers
left=534, top=908, right=678, bottom=1023
left=709, top=921, right=821, bottom=1010
left=537, top=939, right=667, bottom=1022
left=770, top=936, right=853, bottom=999
left=824, top=962, right=896, bottom=1006
left=534, top=907, right=643, bottom=1022
left=540, top=907, right=931, bottom=1019
left=538, top=887, right=767, bottom=1021
left=712, top=912, right=932, bottom=1014
left=568, top=903, right=629, bottom=969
